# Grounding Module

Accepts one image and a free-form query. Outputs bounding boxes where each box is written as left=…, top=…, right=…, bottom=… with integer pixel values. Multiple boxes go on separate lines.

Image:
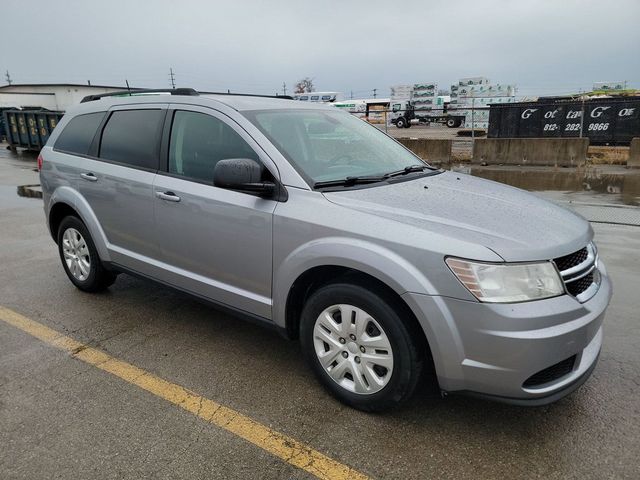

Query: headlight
left=445, top=258, right=564, bottom=303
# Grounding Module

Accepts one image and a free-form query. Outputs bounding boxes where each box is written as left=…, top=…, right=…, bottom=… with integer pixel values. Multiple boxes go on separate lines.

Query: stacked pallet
left=450, top=77, right=516, bottom=129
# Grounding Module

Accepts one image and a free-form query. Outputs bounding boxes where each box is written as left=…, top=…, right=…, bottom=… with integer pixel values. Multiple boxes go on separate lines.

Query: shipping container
left=2, top=109, right=64, bottom=150
left=488, top=97, right=640, bottom=146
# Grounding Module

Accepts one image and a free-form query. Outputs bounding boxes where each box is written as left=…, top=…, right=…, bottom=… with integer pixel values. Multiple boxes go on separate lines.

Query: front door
left=153, top=107, right=276, bottom=318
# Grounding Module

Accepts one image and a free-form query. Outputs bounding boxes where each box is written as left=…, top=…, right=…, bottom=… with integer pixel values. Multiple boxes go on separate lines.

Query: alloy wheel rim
left=62, top=228, right=91, bottom=281
left=312, top=304, right=394, bottom=395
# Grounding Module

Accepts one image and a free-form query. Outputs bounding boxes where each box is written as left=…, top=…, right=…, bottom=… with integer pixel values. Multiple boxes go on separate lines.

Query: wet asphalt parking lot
left=1, top=146, right=639, bottom=479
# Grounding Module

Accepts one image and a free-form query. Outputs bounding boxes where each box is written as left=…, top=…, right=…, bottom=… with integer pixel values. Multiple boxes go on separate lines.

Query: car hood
left=323, top=171, right=592, bottom=262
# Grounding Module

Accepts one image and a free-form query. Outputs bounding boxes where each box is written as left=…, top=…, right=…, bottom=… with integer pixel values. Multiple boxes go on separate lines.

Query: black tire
left=404, top=120, right=412, bottom=128
left=57, top=216, right=117, bottom=292
left=395, top=117, right=406, bottom=129
left=446, top=118, right=456, bottom=128
left=300, top=282, right=424, bottom=412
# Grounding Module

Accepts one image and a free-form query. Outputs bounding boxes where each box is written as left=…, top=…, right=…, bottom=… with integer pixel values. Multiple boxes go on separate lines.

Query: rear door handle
left=156, top=191, right=181, bottom=202
left=80, top=172, right=98, bottom=182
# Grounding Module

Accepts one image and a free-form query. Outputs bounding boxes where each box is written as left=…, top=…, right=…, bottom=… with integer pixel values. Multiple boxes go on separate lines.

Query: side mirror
left=213, top=158, right=276, bottom=197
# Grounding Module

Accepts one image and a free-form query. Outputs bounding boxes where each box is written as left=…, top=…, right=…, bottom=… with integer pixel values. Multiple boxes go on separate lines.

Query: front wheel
left=57, top=216, right=117, bottom=292
left=300, top=282, right=424, bottom=412
left=395, top=117, right=406, bottom=129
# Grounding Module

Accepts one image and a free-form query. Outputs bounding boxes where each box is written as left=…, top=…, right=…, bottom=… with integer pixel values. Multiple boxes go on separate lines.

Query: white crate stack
left=412, top=83, right=437, bottom=111
left=390, top=84, right=413, bottom=101
left=450, top=77, right=516, bottom=129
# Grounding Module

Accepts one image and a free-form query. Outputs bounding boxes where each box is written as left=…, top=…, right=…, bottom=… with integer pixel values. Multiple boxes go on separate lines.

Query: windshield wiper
left=313, top=165, right=435, bottom=189
left=382, top=164, right=430, bottom=179
left=313, top=175, right=386, bottom=189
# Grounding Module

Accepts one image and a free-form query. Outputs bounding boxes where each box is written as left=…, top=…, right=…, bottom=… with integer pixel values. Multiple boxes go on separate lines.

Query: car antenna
left=125, top=79, right=131, bottom=96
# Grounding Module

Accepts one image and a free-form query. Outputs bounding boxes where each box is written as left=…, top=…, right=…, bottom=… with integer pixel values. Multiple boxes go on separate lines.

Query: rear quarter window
left=99, top=109, right=164, bottom=170
left=54, top=112, right=105, bottom=155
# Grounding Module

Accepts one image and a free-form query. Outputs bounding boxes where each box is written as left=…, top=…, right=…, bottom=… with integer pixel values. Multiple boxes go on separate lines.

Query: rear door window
left=99, top=109, right=164, bottom=170
left=168, top=110, right=259, bottom=183
left=54, top=112, right=105, bottom=155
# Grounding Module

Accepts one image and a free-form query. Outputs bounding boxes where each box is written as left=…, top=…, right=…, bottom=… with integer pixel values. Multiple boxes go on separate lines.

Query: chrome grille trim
left=554, top=243, right=600, bottom=303
left=559, top=244, right=596, bottom=278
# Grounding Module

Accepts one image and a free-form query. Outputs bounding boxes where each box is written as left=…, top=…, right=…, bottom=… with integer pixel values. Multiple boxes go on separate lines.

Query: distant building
left=0, top=83, right=133, bottom=111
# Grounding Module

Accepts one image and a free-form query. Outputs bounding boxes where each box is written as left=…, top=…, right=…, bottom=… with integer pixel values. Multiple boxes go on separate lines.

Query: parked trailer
left=488, top=97, right=640, bottom=146
left=3, top=109, right=65, bottom=151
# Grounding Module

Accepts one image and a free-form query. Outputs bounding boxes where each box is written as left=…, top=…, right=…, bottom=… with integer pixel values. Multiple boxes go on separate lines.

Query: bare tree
left=294, top=77, right=314, bottom=94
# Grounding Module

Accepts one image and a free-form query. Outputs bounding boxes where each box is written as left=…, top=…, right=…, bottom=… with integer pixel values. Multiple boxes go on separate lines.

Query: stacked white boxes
left=389, top=84, right=413, bottom=101
left=593, top=81, right=626, bottom=91
left=412, top=83, right=437, bottom=111
left=450, top=77, right=516, bottom=129
left=458, top=76, right=489, bottom=86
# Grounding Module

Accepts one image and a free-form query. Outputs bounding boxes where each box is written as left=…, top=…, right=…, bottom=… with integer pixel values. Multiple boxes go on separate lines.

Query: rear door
left=78, top=104, right=167, bottom=271
left=153, top=106, right=277, bottom=318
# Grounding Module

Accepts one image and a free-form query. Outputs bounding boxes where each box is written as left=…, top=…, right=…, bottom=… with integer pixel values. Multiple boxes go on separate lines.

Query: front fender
left=272, top=236, right=437, bottom=328
left=48, top=186, right=111, bottom=262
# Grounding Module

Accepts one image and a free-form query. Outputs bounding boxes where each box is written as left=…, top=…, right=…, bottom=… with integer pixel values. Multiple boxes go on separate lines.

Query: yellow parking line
left=0, top=305, right=370, bottom=480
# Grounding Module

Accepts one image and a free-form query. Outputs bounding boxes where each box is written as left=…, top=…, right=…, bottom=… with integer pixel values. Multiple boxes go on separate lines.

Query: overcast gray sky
left=3, top=0, right=639, bottom=98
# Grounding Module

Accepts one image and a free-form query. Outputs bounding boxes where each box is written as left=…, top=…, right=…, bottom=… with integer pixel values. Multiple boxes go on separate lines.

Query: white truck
left=389, top=96, right=465, bottom=129
left=388, top=83, right=465, bottom=129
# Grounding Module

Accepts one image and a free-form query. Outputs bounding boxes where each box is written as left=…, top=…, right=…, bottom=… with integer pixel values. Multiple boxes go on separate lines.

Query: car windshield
left=243, top=109, right=432, bottom=185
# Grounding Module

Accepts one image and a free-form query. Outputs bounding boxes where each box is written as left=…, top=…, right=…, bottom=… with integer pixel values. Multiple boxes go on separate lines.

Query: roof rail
left=80, top=88, right=199, bottom=103
left=200, top=91, right=293, bottom=100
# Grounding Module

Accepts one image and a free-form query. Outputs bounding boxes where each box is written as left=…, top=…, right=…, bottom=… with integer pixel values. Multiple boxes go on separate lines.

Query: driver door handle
left=80, top=172, right=98, bottom=182
left=156, top=191, right=181, bottom=202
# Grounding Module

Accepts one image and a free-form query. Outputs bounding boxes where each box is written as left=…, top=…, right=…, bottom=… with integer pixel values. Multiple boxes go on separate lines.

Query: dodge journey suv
left=40, top=89, right=612, bottom=411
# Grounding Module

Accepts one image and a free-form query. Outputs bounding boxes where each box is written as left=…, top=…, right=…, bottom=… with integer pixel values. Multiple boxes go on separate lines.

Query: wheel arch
left=282, top=264, right=436, bottom=382
left=284, top=265, right=429, bottom=347
left=46, top=187, right=111, bottom=262
left=48, top=201, right=79, bottom=243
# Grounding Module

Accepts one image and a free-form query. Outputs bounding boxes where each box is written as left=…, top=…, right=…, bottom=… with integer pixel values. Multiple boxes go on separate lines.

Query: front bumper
left=402, top=269, right=612, bottom=403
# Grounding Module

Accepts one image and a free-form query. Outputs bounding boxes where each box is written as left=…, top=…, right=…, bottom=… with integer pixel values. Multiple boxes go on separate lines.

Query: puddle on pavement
left=451, top=166, right=640, bottom=207
left=16, top=185, right=43, bottom=199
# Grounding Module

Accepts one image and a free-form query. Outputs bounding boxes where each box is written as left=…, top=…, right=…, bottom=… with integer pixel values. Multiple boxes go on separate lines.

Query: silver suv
left=40, top=89, right=612, bottom=411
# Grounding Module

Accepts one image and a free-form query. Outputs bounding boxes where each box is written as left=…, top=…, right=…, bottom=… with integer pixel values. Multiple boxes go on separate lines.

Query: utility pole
left=471, top=97, right=475, bottom=142
left=169, top=68, right=176, bottom=89
left=282, top=82, right=287, bottom=96
left=372, top=88, right=377, bottom=99
left=5, top=70, right=12, bottom=85
left=579, top=95, right=585, bottom=138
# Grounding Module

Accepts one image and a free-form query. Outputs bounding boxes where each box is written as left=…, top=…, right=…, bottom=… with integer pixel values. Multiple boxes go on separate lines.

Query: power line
left=169, top=68, right=176, bottom=89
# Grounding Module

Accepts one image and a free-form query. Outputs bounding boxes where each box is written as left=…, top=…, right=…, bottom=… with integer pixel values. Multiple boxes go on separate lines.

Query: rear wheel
left=57, top=216, right=116, bottom=292
left=300, top=282, right=423, bottom=412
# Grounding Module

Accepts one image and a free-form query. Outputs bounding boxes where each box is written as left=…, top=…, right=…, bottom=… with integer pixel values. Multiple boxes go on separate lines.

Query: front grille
left=566, top=272, right=594, bottom=296
left=523, top=355, right=576, bottom=388
left=553, top=243, right=598, bottom=302
left=554, top=247, right=588, bottom=272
